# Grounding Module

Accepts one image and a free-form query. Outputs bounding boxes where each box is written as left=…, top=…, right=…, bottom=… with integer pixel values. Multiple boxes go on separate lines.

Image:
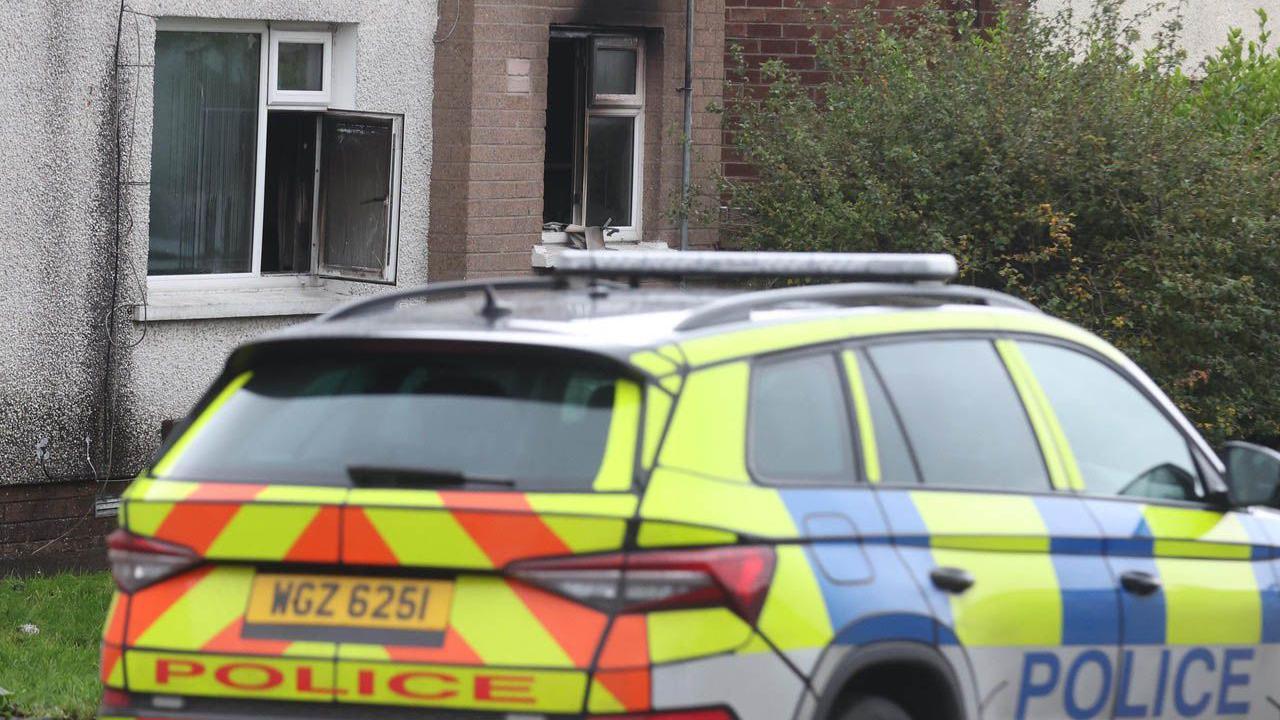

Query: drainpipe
left=680, top=0, right=694, bottom=252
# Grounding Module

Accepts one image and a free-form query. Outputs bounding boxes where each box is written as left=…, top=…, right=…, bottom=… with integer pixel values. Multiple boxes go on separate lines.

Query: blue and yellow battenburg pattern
left=103, top=306, right=1280, bottom=720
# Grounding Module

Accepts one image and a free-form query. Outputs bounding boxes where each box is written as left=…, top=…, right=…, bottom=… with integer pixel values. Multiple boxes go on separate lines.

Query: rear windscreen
left=153, top=354, right=635, bottom=491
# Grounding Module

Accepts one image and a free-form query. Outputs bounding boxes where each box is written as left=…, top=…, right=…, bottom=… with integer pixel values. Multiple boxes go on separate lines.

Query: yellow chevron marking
left=204, top=504, right=319, bottom=561
left=540, top=515, right=626, bottom=554
left=363, top=508, right=490, bottom=568
left=135, top=568, right=255, bottom=650
left=525, top=493, right=637, bottom=518
left=587, top=678, right=627, bottom=713
left=450, top=577, right=573, bottom=667
left=126, top=502, right=175, bottom=537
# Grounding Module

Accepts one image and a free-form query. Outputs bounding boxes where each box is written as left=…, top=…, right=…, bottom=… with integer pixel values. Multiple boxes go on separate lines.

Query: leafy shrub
left=715, top=1, right=1280, bottom=445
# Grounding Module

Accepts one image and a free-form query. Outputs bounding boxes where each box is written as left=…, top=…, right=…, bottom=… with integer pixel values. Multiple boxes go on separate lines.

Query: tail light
left=107, top=529, right=199, bottom=593
left=100, top=687, right=132, bottom=709
left=509, top=546, right=775, bottom=623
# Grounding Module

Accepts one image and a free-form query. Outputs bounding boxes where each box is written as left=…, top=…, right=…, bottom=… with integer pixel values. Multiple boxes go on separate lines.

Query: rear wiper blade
left=345, top=465, right=517, bottom=489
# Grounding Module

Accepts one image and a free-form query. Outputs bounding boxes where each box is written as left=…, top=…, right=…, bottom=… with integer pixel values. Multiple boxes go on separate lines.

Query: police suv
left=101, top=252, right=1280, bottom=720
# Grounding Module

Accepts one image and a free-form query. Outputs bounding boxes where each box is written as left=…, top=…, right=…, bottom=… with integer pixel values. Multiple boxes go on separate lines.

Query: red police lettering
left=156, top=659, right=204, bottom=684
left=388, top=671, right=458, bottom=701
left=214, top=663, right=284, bottom=691
left=475, top=674, right=535, bottom=704
left=297, top=667, right=347, bottom=696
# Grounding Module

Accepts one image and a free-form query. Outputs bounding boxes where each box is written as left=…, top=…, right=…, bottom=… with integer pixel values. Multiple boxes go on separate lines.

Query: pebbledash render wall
left=428, top=0, right=726, bottom=280
left=0, top=0, right=436, bottom=567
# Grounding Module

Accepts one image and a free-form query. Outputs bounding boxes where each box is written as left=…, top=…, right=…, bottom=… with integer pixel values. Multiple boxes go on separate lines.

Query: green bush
left=716, top=1, right=1280, bottom=445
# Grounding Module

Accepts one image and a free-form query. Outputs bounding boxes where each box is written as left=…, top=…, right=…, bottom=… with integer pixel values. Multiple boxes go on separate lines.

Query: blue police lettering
left=1014, top=647, right=1255, bottom=719
left=1063, top=650, right=1111, bottom=720
left=1016, top=652, right=1059, bottom=720
left=1114, top=651, right=1147, bottom=717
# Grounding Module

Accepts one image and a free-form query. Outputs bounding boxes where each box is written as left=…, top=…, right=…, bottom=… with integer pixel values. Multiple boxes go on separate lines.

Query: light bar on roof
left=554, top=250, right=958, bottom=283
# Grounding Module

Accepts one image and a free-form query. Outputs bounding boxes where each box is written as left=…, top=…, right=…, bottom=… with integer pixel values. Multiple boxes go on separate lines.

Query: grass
left=0, top=572, right=114, bottom=719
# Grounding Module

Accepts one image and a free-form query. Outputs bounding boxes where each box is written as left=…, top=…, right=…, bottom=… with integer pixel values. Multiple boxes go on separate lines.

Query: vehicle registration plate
left=244, top=574, right=454, bottom=644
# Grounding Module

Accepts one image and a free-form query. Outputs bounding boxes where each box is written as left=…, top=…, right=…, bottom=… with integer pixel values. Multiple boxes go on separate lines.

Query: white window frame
left=541, top=30, right=645, bottom=246
left=148, top=18, right=400, bottom=292
left=268, top=29, right=333, bottom=106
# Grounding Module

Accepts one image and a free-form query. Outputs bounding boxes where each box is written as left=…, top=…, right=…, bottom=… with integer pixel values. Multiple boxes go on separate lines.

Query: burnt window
left=543, top=31, right=644, bottom=235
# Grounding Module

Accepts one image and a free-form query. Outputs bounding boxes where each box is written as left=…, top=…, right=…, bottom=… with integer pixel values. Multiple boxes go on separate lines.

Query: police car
left=100, top=251, right=1280, bottom=720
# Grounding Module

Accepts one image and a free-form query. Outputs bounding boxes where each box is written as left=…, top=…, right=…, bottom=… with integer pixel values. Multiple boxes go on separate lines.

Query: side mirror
left=1221, top=441, right=1280, bottom=509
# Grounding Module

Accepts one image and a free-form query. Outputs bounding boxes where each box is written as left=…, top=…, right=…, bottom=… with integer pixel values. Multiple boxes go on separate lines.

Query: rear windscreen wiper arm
left=345, top=465, right=517, bottom=489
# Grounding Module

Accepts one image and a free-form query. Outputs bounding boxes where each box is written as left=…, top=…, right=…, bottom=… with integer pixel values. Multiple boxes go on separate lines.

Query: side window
left=1019, top=342, right=1201, bottom=502
left=868, top=339, right=1050, bottom=492
left=845, top=350, right=920, bottom=484
left=748, top=353, right=855, bottom=484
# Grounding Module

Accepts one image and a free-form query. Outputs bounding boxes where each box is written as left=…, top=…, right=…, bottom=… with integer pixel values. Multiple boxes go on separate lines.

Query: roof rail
left=319, top=277, right=566, bottom=322
left=675, top=282, right=1039, bottom=332
left=553, top=250, right=958, bottom=283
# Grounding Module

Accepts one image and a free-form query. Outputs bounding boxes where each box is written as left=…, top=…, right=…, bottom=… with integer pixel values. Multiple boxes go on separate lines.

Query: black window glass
left=157, top=353, right=626, bottom=491
left=868, top=339, right=1049, bottom=491
left=858, top=351, right=921, bottom=485
left=1020, top=342, right=1200, bottom=501
left=749, top=354, right=855, bottom=483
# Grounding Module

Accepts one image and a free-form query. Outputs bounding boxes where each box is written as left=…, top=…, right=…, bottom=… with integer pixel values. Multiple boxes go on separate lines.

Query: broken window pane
left=262, top=112, right=317, bottom=274
left=277, top=42, right=324, bottom=92
left=149, top=31, right=260, bottom=275
left=319, top=114, right=393, bottom=278
left=586, top=116, right=634, bottom=227
left=593, top=47, right=637, bottom=97
left=543, top=38, right=582, bottom=225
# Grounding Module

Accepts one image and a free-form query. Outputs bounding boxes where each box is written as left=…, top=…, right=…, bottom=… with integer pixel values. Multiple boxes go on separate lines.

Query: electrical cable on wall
left=31, top=0, right=146, bottom=556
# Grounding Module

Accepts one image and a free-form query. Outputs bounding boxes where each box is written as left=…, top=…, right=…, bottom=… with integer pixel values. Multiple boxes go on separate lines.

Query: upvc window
left=148, top=21, right=402, bottom=284
left=543, top=30, right=645, bottom=239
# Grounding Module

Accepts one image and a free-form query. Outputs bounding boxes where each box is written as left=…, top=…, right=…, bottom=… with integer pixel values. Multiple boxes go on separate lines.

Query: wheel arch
left=808, top=641, right=968, bottom=720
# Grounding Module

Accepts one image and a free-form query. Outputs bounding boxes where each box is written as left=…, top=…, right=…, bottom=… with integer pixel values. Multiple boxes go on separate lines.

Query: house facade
left=0, top=0, right=439, bottom=569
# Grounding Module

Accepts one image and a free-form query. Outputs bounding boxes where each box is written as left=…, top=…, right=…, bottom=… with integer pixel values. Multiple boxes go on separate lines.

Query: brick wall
left=0, top=481, right=127, bottom=575
left=429, top=0, right=726, bottom=280
left=723, top=0, right=1005, bottom=182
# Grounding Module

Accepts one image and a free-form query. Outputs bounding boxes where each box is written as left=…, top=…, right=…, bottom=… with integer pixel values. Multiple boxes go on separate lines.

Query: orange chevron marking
left=343, top=508, right=399, bottom=565
left=385, top=628, right=483, bottom=665
left=201, top=616, right=295, bottom=656
left=441, top=493, right=571, bottom=567
left=284, top=506, right=341, bottom=563
left=187, top=483, right=268, bottom=502
left=126, top=565, right=216, bottom=644
left=100, top=643, right=122, bottom=684
left=595, top=668, right=651, bottom=712
left=598, top=615, right=648, bottom=669
left=508, top=579, right=607, bottom=667
left=104, top=594, right=129, bottom=645
left=153, top=503, right=243, bottom=555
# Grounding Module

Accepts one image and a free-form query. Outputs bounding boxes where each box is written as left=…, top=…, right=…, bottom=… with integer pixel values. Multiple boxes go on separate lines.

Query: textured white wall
left=0, top=0, right=437, bottom=484
left=1035, top=0, right=1280, bottom=68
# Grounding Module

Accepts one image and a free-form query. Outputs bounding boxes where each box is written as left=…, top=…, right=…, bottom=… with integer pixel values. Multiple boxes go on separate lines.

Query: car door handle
left=1120, top=570, right=1162, bottom=596
left=930, top=566, right=975, bottom=594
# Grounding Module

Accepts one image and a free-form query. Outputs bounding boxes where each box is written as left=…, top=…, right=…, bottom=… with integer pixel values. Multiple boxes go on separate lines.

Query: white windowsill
left=532, top=237, right=674, bottom=268
left=136, top=278, right=359, bottom=322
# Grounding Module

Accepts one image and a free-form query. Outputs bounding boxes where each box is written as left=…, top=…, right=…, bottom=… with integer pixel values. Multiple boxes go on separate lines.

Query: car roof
left=264, top=279, right=1043, bottom=356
